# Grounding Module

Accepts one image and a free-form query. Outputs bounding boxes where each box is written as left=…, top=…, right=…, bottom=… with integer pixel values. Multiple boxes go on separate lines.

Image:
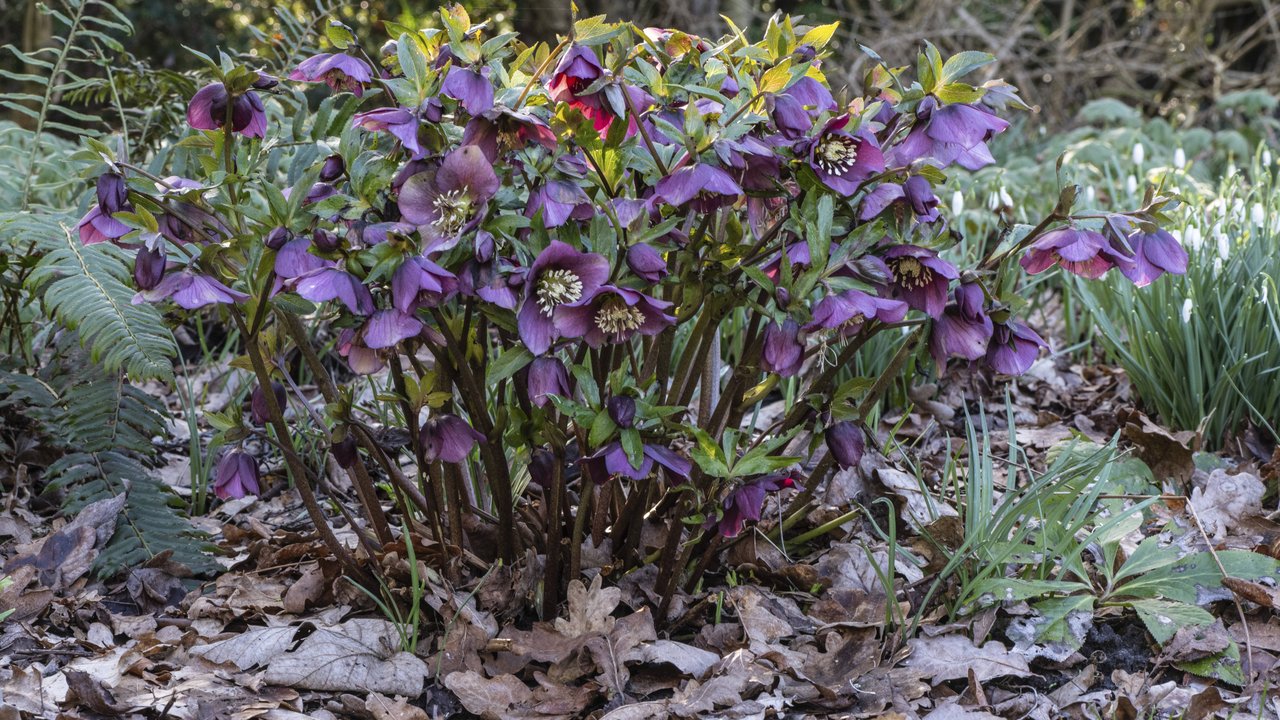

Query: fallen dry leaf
left=365, top=692, right=429, bottom=720
left=1189, top=468, right=1265, bottom=541
left=554, top=574, right=620, bottom=638
left=263, top=619, right=428, bottom=696
left=443, top=671, right=533, bottom=718
left=190, top=625, right=300, bottom=671
left=902, top=634, right=1032, bottom=684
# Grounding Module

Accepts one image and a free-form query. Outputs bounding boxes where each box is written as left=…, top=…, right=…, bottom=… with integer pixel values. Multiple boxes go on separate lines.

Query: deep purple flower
left=883, top=245, right=959, bottom=317
left=860, top=176, right=940, bottom=223
left=825, top=421, right=865, bottom=470
left=526, top=180, right=593, bottom=228
left=97, top=172, right=129, bottom=214
left=891, top=100, right=1009, bottom=171
left=548, top=45, right=616, bottom=132
left=133, top=245, right=166, bottom=290
left=362, top=309, right=424, bottom=349
left=133, top=271, right=248, bottom=309
left=1114, top=229, right=1189, bottom=287
left=214, top=449, right=261, bottom=500
left=517, top=241, right=609, bottom=354
left=157, top=203, right=229, bottom=246
left=462, top=105, right=558, bottom=162
left=398, top=146, right=499, bottom=248
left=985, top=318, right=1047, bottom=375
left=804, top=290, right=908, bottom=336
left=552, top=285, right=676, bottom=347
left=761, top=318, right=804, bottom=377
left=78, top=205, right=131, bottom=246
left=295, top=268, right=375, bottom=315
left=526, top=356, right=570, bottom=408
left=718, top=472, right=797, bottom=537
left=337, top=328, right=383, bottom=374
left=392, top=255, right=457, bottom=312
left=443, top=66, right=495, bottom=115
left=583, top=442, right=692, bottom=483
left=353, top=107, right=426, bottom=159
left=626, top=243, right=668, bottom=284
left=761, top=242, right=816, bottom=281
left=1020, top=226, right=1125, bottom=280
left=420, top=414, right=485, bottom=464
left=929, top=282, right=993, bottom=367
left=805, top=115, right=886, bottom=196
left=319, top=155, right=345, bottom=182
left=771, top=93, right=813, bottom=139
left=273, top=238, right=331, bottom=280
left=607, top=396, right=636, bottom=428
left=187, top=82, right=267, bottom=138
left=265, top=227, right=292, bottom=250
left=332, top=434, right=358, bottom=469
left=250, top=381, right=286, bottom=426
left=655, top=163, right=743, bottom=212
left=289, top=53, right=372, bottom=95
left=311, top=228, right=341, bottom=252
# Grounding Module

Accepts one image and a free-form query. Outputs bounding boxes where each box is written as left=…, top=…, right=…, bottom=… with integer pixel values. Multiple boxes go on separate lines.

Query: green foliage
left=0, top=348, right=218, bottom=577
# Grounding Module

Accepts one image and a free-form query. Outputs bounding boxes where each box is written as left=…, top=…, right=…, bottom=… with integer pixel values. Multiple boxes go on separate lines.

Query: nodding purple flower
left=332, top=434, right=358, bottom=468
left=458, top=252, right=524, bottom=310
left=133, top=270, right=248, bottom=309
left=392, top=255, right=457, bottom=312
left=187, top=82, right=267, bottom=138
left=883, top=245, right=959, bottom=318
left=985, top=318, right=1046, bottom=375
left=294, top=268, right=375, bottom=315
left=133, top=244, right=166, bottom=290
left=265, top=227, right=292, bottom=250
left=761, top=241, right=816, bottom=282
left=891, top=99, right=1009, bottom=171
left=804, top=289, right=908, bottom=336
left=525, top=356, right=570, bottom=408
left=273, top=237, right=330, bottom=280
left=1113, top=228, right=1189, bottom=287
left=1020, top=226, right=1125, bottom=280
left=761, top=318, right=804, bottom=377
left=583, top=441, right=692, bottom=483
left=717, top=135, right=782, bottom=193
left=398, top=146, right=499, bottom=248
left=157, top=203, right=228, bottom=246
left=311, top=228, right=341, bottom=252
left=215, top=449, right=261, bottom=500
left=626, top=243, right=668, bottom=284
left=462, top=104, right=558, bottom=162
left=442, top=65, right=495, bottom=115
left=860, top=176, right=941, bottom=223
left=337, top=328, right=383, bottom=374
left=804, top=115, right=886, bottom=196
left=525, top=180, right=593, bottom=228
left=250, top=381, right=286, bottom=426
left=825, top=421, right=865, bottom=470
left=517, top=241, right=609, bottom=355
left=289, top=53, right=372, bottom=95
left=930, top=282, right=993, bottom=367
left=361, top=309, right=424, bottom=350
left=552, top=285, right=676, bottom=348
left=529, top=448, right=555, bottom=487
left=771, top=93, right=814, bottom=139
left=607, top=396, right=637, bottom=428
left=353, top=107, right=426, bottom=159
left=655, top=163, right=743, bottom=212
left=548, top=44, right=618, bottom=132
left=97, top=172, right=129, bottom=215
left=319, top=155, right=345, bottom=182
left=78, top=205, right=131, bottom=246
left=420, top=414, right=485, bottom=464
left=718, top=472, right=797, bottom=537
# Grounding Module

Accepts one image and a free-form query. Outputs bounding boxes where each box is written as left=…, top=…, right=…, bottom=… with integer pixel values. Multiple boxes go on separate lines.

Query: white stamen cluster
left=893, top=257, right=933, bottom=289
left=594, top=298, right=645, bottom=335
left=815, top=136, right=859, bottom=174
left=536, top=269, right=583, bottom=316
left=431, top=189, right=472, bottom=236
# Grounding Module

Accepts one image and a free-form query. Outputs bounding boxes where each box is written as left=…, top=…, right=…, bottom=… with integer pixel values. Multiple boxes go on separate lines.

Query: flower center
left=432, top=189, right=472, bottom=236
left=893, top=258, right=933, bottom=289
left=594, top=298, right=645, bottom=335
left=815, top=136, right=859, bottom=174
left=537, top=269, right=584, bottom=316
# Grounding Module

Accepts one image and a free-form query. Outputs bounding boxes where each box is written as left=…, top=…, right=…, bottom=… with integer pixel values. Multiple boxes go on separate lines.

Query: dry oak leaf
left=190, top=625, right=301, bottom=671
left=263, top=619, right=428, bottom=696
left=1189, top=468, right=1265, bottom=541
left=444, top=671, right=533, bottom=719
left=554, top=574, right=620, bottom=638
left=902, top=635, right=1031, bottom=684
left=365, top=692, right=430, bottom=720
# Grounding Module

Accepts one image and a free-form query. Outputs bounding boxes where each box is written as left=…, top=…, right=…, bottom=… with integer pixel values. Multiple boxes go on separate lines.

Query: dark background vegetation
left=4, top=0, right=1280, bottom=129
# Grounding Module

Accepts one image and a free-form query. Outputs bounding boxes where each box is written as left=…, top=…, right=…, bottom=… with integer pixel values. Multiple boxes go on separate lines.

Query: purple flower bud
left=312, top=228, right=340, bottom=252
left=252, top=72, right=278, bottom=90
left=265, top=227, right=292, bottom=250
left=625, top=243, right=668, bottom=284
left=824, top=421, right=865, bottom=470
left=607, top=396, right=636, bottom=428
left=133, top=245, right=166, bottom=290
left=526, top=356, right=570, bottom=408
left=214, top=449, right=261, bottom=500
left=319, top=154, right=345, bottom=182
left=529, top=449, right=555, bottom=487
left=97, top=172, right=129, bottom=215
left=761, top=318, right=804, bottom=377
left=985, top=318, right=1047, bottom=375
left=187, top=82, right=267, bottom=139
left=419, top=414, right=485, bottom=464
left=332, top=433, right=358, bottom=469
left=474, top=231, right=495, bottom=263
left=775, top=286, right=791, bottom=308
left=250, top=381, right=286, bottom=426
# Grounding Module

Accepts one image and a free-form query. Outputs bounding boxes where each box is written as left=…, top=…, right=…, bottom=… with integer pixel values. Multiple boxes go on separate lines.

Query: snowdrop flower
left=1085, top=185, right=1096, bottom=204
left=951, top=190, right=965, bottom=216
left=1231, top=199, right=1245, bottom=224
left=1173, top=148, right=1186, bottom=169
left=1125, top=175, right=1138, bottom=196
left=1263, top=285, right=1270, bottom=305
left=1183, top=225, right=1202, bottom=252
left=999, top=186, right=1013, bottom=207
left=1265, top=150, right=1273, bottom=167
left=1181, top=298, right=1194, bottom=323
left=1252, top=203, right=1267, bottom=227
left=1132, top=142, right=1145, bottom=165
left=1213, top=257, right=1223, bottom=274
left=1216, top=230, right=1231, bottom=260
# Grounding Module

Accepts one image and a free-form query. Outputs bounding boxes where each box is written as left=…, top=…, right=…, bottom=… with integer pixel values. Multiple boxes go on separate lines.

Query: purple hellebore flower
left=289, top=53, right=373, bottom=96
left=273, top=238, right=331, bottom=279
left=548, top=44, right=617, bottom=133
left=294, top=267, right=375, bottom=315
left=442, top=65, right=495, bottom=115
left=265, top=227, right=292, bottom=250
left=860, top=175, right=941, bottom=223
left=398, top=146, right=499, bottom=248
left=97, top=172, right=129, bottom=215
left=133, top=244, right=166, bottom=290
left=655, top=163, right=743, bottom=212
left=718, top=472, right=797, bottom=537
left=1114, top=228, right=1189, bottom=287
left=806, top=115, right=886, bottom=196
left=930, top=282, right=993, bottom=367
left=78, top=205, right=131, bottom=246
left=250, top=381, right=286, bottom=425
left=337, top=328, right=383, bottom=375
left=770, top=77, right=837, bottom=139
left=462, top=104, right=558, bottom=162
left=214, top=449, right=261, bottom=500
left=420, top=414, right=485, bottom=464
left=761, top=241, right=815, bottom=282
left=392, top=255, right=457, bottom=312
left=187, top=82, right=267, bottom=138
left=319, top=154, right=345, bottom=182
left=1020, top=226, right=1125, bottom=280
left=824, top=421, right=865, bottom=470
left=626, top=243, right=668, bottom=284
left=583, top=442, right=692, bottom=483
left=525, top=356, right=570, bottom=408
left=353, top=107, right=426, bottom=159
left=804, top=289, right=908, bottom=336
left=517, top=241, right=609, bottom=355
left=361, top=309, right=424, bottom=349
left=607, top=396, right=636, bottom=428
left=133, top=270, right=248, bottom=309
left=458, top=254, right=524, bottom=310
left=526, top=180, right=593, bottom=228
left=891, top=99, right=1009, bottom=171
left=985, top=318, right=1047, bottom=375
left=761, top=318, right=804, bottom=377
left=157, top=203, right=229, bottom=246
left=883, top=245, right=959, bottom=318
left=332, top=434, right=358, bottom=469
left=552, top=285, right=676, bottom=348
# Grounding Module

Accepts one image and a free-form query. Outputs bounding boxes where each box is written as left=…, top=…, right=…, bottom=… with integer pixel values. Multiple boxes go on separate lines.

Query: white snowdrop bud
left=1085, top=185, right=1096, bottom=204
left=1252, top=203, right=1266, bottom=227
left=1263, top=285, right=1270, bottom=305
left=1265, top=150, right=1273, bottom=167
left=999, top=186, right=1013, bottom=207
left=1231, top=199, right=1245, bottom=223
left=951, top=190, right=964, bottom=217
left=1126, top=175, right=1138, bottom=196
left=1216, top=230, right=1230, bottom=260
left=1181, top=298, right=1194, bottom=323
left=1183, top=225, right=1202, bottom=251
left=1173, top=148, right=1186, bottom=169
left=1132, top=142, right=1145, bottom=165
left=1213, top=257, right=1223, bottom=274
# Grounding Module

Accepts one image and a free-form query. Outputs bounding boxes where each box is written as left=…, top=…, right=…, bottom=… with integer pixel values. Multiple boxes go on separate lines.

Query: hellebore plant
left=81, top=9, right=1183, bottom=617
